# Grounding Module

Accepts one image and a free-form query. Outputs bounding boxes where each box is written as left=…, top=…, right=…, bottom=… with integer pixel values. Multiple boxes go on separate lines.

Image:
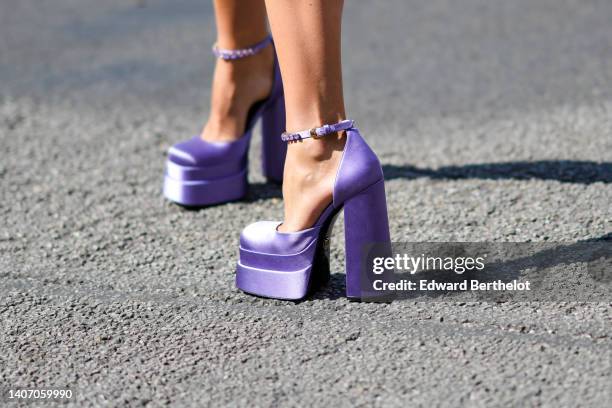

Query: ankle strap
left=281, top=120, right=355, bottom=142
left=212, top=35, right=273, bottom=60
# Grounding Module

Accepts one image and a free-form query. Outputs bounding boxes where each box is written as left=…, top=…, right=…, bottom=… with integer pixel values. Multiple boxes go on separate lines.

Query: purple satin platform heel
left=236, top=120, right=393, bottom=301
left=163, top=35, right=286, bottom=206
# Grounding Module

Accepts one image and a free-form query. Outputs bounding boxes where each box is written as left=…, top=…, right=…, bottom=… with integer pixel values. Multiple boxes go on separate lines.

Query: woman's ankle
left=278, top=130, right=347, bottom=232
left=284, top=112, right=348, bottom=158
left=201, top=45, right=274, bottom=142
left=285, top=132, right=346, bottom=165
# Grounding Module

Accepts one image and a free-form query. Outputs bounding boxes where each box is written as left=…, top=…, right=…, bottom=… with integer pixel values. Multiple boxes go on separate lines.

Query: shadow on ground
left=245, top=159, right=612, bottom=202
left=310, top=232, right=612, bottom=302
left=383, top=160, right=612, bottom=184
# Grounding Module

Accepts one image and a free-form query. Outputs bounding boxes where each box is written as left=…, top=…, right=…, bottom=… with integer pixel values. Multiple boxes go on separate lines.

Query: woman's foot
left=278, top=132, right=346, bottom=232
left=236, top=125, right=391, bottom=300
left=201, top=44, right=274, bottom=142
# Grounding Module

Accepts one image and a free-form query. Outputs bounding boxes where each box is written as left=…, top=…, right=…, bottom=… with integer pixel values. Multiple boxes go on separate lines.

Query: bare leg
left=201, top=0, right=274, bottom=142
left=265, top=0, right=347, bottom=231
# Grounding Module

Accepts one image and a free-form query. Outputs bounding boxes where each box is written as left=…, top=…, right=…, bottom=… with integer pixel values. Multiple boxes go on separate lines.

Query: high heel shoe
left=163, top=35, right=286, bottom=207
left=236, top=120, right=394, bottom=300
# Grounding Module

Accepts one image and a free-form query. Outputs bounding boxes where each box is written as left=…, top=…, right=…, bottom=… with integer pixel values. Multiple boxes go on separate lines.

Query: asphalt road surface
left=1, top=0, right=611, bottom=406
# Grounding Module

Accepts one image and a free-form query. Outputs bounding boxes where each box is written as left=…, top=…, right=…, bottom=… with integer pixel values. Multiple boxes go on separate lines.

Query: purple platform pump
left=163, top=35, right=286, bottom=206
left=236, top=120, right=394, bottom=301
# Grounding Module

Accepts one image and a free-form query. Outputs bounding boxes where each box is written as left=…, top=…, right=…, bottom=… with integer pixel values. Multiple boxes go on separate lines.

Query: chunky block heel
left=261, top=93, right=286, bottom=184
left=343, top=179, right=393, bottom=300
left=236, top=123, right=394, bottom=301
left=163, top=35, right=286, bottom=206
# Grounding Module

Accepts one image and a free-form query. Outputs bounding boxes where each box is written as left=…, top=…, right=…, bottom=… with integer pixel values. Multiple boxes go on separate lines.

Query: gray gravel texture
left=1, top=0, right=611, bottom=406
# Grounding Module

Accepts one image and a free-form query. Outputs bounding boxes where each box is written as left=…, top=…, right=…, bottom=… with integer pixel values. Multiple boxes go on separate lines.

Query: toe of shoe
left=167, top=143, right=198, bottom=166
left=167, top=136, right=250, bottom=168
left=239, top=221, right=322, bottom=256
left=240, top=221, right=282, bottom=253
